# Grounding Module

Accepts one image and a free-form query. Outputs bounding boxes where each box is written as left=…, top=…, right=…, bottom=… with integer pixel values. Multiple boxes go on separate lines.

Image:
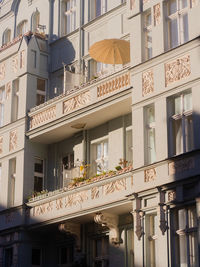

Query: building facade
left=0, top=0, right=200, bottom=266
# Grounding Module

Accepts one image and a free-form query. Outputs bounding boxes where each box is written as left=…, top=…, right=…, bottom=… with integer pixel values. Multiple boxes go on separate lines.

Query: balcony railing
left=28, top=68, right=131, bottom=131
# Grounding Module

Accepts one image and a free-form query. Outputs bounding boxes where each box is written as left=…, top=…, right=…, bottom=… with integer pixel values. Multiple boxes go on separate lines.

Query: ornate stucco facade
left=0, top=0, right=200, bottom=266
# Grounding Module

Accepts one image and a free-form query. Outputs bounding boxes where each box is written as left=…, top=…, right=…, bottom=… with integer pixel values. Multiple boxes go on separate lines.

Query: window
left=64, top=0, right=77, bottom=34
left=0, top=86, right=5, bottom=127
left=95, top=140, right=108, bottom=174
left=90, top=0, right=107, bottom=20
left=4, top=247, right=13, bottom=267
left=11, top=79, right=19, bottom=122
left=2, top=29, right=11, bottom=46
left=144, top=10, right=152, bottom=60
left=88, top=59, right=108, bottom=80
left=126, top=129, right=133, bottom=164
left=171, top=206, right=199, bottom=267
left=31, top=10, right=40, bottom=32
left=93, top=236, right=109, bottom=267
left=145, top=214, right=157, bottom=267
left=168, top=90, right=193, bottom=156
left=36, top=79, right=46, bottom=106
left=167, top=0, right=190, bottom=49
left=34, top=158, right=44, bottom=192
left=32, top=248, right=42, bottom=266
left=17, top=20, right=28, bottom=36
left=145, top=104, right=156, bottom=164
left=8, top=158, right=16, bottom=207
left=62, top=153, right=76, bottom=186
left=57, top=246, right=74, bottom=265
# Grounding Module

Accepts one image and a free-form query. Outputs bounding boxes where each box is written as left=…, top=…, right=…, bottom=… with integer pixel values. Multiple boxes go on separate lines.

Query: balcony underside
left=27, top=89, right=132, bottom=144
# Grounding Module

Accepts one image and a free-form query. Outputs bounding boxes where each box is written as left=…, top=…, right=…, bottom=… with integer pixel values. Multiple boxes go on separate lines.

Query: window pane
left=169, top=19, right=178, bottom=48
left=96, top=0, right=101, bottom=17
left=173, top=119, right=182, bottom=154
left=178, top=209, right=187, bottom=229
left=103, top=141, right=108, bottom=157
left=148, top=128, right=156, bottom=163
left=182, top=13, right=189, bottom=43
left=174, top=95, right=181, bottom=114
left=147, top=105, right=155, bottom=124
left=146, top=12, right=152, bottom=27
left=185, top=115, right=193, bottom=152
left=179, top=235, right=187, bottom=266
left=189, top=233, right=198, bottom=267
left=184, top=92, right=192, bottom=112
left=34, top=176, right=43, bottom=192
left=180, top=0, right=188, bottom=9
left=169, top=0, right=177, bottom=15
left=32, top=248, right=41, bottom=265
left=97, top=144, right=101, bottom=159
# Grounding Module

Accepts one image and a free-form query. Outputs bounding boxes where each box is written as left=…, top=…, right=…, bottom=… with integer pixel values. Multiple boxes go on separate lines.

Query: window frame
left=34, top=158, right=44, bottom=193
left=144, top=9, right=153, bottom=60
left=64, top=0, right=77, bottom=35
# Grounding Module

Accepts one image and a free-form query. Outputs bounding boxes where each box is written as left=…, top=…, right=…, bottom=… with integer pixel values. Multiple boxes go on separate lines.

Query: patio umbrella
left=89, top=39, right=130, bottom=65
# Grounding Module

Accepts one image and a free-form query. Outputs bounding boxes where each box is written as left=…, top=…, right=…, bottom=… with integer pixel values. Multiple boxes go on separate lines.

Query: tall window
left=145, top=213, right=157, bottom=267
left=88, top=59, right=108, bottom=80
left=144, top=10, right=152, bottom=60
left=36, top=79, right=46, bottom=106
left=168, top=90, right=193, bottom=156
left=64, top=0, right=77, bottom=34
left=171, top=206, right=199, bottom=267
left=0, top=86, right=5, bottom=127
left=11, top=79, right=19, bottom=122
left=62, top=153, right=75, bottom=187
left=93, top=236, right=109, bottom=267
left=145, top=104, right=156, bottom=164
left=91, top=139, right=108, bottom=174
left=34, top=158, right=44, bottom=192
left=90, top=0, right=107, bottom=20
left=8, top=158, right=16, bottom=207
left=2, top=29, right=11, bottom=46
left=167, top=0, right=189, bottom=49
left=17, top=20, right=28, bottom=36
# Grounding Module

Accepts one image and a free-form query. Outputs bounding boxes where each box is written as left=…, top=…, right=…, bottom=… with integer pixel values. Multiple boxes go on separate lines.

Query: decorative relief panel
left=97, top=72, right=130, bottom=98
left=168, top=190, right=176, bottom=202
left=144, top=168, right=156, bottom=182
left=103, top=178, right=126, bottom=195
left=130, top=0, right=135, bottom=10
left=143, top=0, right=150, bottom=4
left=0, top=137, right=3, bottom=154
left=30, top=106, right=56, bottom=129
left=65, top=191, right=88, bottom=207
left=12, top=55, right=18, bottom=73
left=165, top=55, right=191, bottom=86
left=6, top=82, right=11, bottom=99
left=154, top=3, right=161, bottom=26
left=63, top=91, right=91, bottom=114
left=142, top=69, right=154, bottom=96
left=0, top=62, right=5, bottom=81
left=20, top=50, right=25, bottom=68
left=91, top=187, right=99, bottom=199
left=9, top=130, right=17, bottom=151
left=168, top=157, right=195, bottom=175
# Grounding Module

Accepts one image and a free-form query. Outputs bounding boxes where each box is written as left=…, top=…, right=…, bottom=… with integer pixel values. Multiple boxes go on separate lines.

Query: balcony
left=26, top=165, right=133, bottom=225
left=27, top=67, right=132, bottom=143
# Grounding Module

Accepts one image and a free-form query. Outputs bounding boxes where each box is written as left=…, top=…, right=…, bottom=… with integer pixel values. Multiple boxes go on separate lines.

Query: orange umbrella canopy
left=89, top=39, right=130, bottom=65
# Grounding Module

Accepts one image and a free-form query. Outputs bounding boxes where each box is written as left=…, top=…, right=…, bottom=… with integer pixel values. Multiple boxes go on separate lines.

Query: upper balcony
left=27, top=67, right=132, bottom=143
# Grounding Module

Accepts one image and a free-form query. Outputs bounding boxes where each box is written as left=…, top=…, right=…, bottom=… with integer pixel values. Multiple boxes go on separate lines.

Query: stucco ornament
left=0, top=136, right=3, bottom=154
left=144, top=168, right=156, bottom=182
left=12, top=55, right=18, bottom=73
left=168, top=190, right=176, bottom=202
left=154, top=3, right=161, bottom=26
left=94, top=212, right=120, bottom=244
left=6, top=82, right=11, bottom=99
left=168, top=157, right=195, bottom=175
left=59, top=222, right=81, bottom=250
left=132, top=196, right=143, bottom=240
left=63, top=91, right=91, bottom=114
left=103, top=178, right=126, bottom=195
left=91, top=187, right=99, bottom=199
left=0, top=62, right=5, bottom=81
left=165, top=55, right=191, bottom=86
left=30, top=106, right=56, bottom=129
left=157, top=189, right=167, bottom=235
left=9, top=130, right=17, bottom=151
left=142, top=69, right=154, bottom=96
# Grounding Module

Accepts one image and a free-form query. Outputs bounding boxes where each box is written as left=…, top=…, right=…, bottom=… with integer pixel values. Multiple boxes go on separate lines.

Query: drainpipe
left=166, top=206, right=170, bottom=267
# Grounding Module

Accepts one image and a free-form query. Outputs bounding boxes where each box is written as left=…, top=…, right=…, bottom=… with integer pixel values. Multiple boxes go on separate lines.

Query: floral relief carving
left=0, top=136, right=3, bottom=154
left=165, top=55, right=191, bottom=86
left=12, top=55, right=18, bottom=73
left=154, top=3, right=161, bottom=26
left=9, top=130, right=17, bottom=151
left=97, top=72, right=130, bottom=98
left=168, top=191, right=176, bottom=202
left=168, top=157, right=195, bottom=175
left=6, top=82, right=11, bottom=99
left=142, top=69, right=154, bottom=96
left=91, top=187, right=100, bottom=199
left=63, top=91, right=91, bottom=114
left=0, top=62, right=5, bottom=81
left=65, top=191, right=88, bottom=207
left=30, top=106, right=56, bottom=129
left=144, top=168, right=156, bottom=182
left=104, top=178, right=126, bottom=195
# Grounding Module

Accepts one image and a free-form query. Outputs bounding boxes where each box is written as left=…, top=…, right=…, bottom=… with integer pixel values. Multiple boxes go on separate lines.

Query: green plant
left=115, top=165, right=122, bottom=171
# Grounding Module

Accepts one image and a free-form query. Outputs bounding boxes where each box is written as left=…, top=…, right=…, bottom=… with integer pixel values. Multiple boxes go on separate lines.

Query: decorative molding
left=144, top=168, right=156, bottom=182
left=157, top=189, right=167, bottom=235
left=6, top=82, right=11, bottom=99
left=168, top=157, right=195, bottom=175
left=0, top=136, right=3, bottom=154
left=20, top=50, right=25, bottom=68
left=63, top=91, right=91, bottom=114
left=12, top=55, right=18, bottom=73
left=97, top=72, right=130, bottom=98
left=132, top=197, right=143, bottom=240
left=168, top=190, right=176, bottom=202
left=30, top=106, right=56, bottom=129
left=154, top=3, right=161, bottom=26
left=0, top=62, right=5, bottom=81
left=165, top=55, right=191, bottom=87
left=59, top=222, right=81, bottom=249
left=9, top=130, right=17, bottom=151
left=91, top=187, right=99, bottom=199
left=65, top=191, right=88, bottom=207
left=94, top=212, right=120, bottom=244
left=103, top=178, right=126, bottom=195
left=142, top=69, right=154, bottom=96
